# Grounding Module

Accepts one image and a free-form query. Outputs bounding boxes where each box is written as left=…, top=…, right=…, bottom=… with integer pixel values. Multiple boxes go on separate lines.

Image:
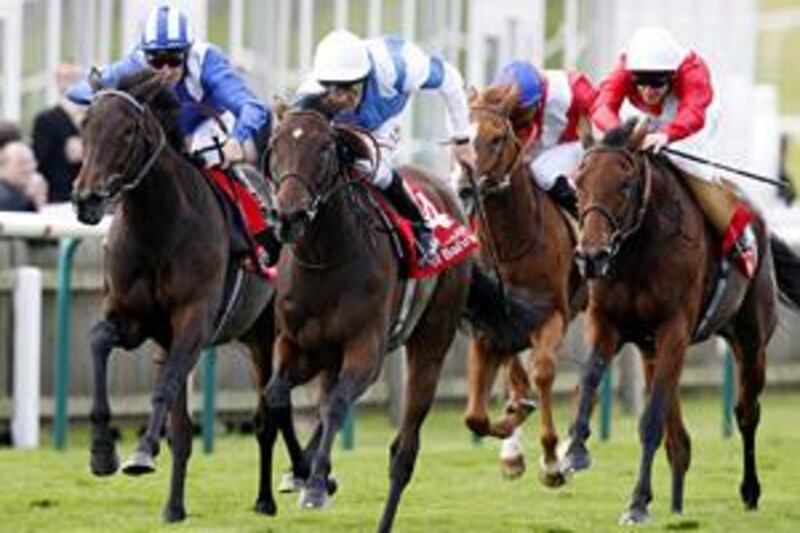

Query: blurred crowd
left=0, top=64, right=84, bottom=212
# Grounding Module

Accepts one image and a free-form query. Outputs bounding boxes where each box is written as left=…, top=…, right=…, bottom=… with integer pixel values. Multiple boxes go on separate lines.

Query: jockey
left=67, top=4, right=270, bottom=166
left=491, top=61, right=598, bottom=218
left=295, top=29, right=475, bottom=265
left=591, top=26, right=758, bottom=278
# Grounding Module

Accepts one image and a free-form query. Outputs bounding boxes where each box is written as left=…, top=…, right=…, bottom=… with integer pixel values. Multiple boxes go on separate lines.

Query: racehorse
left=464, top=84, right=585, bottom=485
left=559, top=119, right=800, bottom=523
left=72, top=69, right=307, bottom=522
left=262, top=105, right=479, bottom=532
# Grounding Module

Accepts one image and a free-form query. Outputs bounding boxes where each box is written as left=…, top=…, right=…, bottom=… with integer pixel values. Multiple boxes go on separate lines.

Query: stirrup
left=414, top=225, right=439, bottom=266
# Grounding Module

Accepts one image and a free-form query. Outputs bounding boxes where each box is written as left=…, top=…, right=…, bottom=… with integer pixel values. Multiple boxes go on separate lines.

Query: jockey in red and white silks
left=591, top=26, right=758, bottom=278
left=491, top=61, right=598, bottom=217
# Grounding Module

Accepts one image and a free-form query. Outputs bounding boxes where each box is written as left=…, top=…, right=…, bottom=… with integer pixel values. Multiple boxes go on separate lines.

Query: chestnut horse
left=560, top=120, right=800, bottom=524
left=262, top=107, right=476, bottom=532
left=463, top=85, right=584, bottom=485
left=72, top=70, right=306, bottom=521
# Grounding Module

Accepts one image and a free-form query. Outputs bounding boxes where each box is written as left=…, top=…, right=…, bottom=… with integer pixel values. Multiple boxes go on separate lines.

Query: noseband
left=87, top=89, right=166, bottom=199
left=578, top=145, right=653, bottom=257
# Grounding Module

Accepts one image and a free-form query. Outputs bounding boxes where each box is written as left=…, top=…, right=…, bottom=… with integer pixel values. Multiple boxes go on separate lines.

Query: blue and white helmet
left=493, top=61, right=545, bottom=108
left=140, top=5, right=194, bottom=53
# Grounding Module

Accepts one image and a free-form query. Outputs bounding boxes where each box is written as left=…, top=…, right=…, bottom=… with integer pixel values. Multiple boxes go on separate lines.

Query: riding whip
left=662, top=147, right=789, bottom=189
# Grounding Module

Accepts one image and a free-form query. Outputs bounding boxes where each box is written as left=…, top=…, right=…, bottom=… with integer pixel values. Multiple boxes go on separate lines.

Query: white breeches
left=187, top=113, right=236, bottom=167
left=353, top=115, right=403, bottom=190
left=529, top=141, right=584, bottom=190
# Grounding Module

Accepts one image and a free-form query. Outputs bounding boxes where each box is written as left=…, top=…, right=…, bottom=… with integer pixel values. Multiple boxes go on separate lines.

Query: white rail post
left=12, top=267, right=43, bottom=449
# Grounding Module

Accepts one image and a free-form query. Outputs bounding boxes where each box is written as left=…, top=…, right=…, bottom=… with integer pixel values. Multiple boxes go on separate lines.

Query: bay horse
left=263, top=107, right=473, bottom=532
left=559, top=119, right=800, bottom=524
left=72, top=69, right=307, bottom=521
left=464, top=84, right=585, bottom=485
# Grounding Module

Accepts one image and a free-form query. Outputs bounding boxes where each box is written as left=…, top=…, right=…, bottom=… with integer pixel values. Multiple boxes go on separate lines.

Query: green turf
left=1, top=391, right=799, bottom=532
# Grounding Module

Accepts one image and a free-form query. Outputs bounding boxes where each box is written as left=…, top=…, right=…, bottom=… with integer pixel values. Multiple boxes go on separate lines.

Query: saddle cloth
left=371, top=179, right=478, bottom=279
left=204, top=167, right=275, bottom=280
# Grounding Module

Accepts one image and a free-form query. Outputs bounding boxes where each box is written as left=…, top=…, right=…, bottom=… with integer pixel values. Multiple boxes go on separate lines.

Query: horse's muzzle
left=575, top=246, right=613, bottom=279
left=73, top=191, right=106, bottom=225
left=271, top=208, right=311, bottom=244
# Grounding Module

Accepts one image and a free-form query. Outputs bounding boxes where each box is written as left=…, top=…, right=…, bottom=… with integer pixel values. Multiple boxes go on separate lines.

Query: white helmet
left=313, top=30, right=370, bottom=83
left=625, top=26, right=685, bottom=72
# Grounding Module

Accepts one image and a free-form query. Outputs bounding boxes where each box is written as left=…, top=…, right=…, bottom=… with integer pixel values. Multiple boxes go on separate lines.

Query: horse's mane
left=600, top=118, right=639, bottom=149
left=117, top=70, right=184, bottom=150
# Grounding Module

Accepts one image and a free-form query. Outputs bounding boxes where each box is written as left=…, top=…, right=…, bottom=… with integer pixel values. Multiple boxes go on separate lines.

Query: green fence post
left=599, top=366, right=613, bottom=441
left=202, top=348, right=216, bottom=454
left=722, top=348, right=734, bottom=438
left=341, top=406, right=355, bottom=450
left=53, top=237, right=81, bottom=451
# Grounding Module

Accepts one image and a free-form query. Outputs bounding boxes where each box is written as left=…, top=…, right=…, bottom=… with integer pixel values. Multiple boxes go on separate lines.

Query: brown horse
left=262, top=107, right=475, bottom=532
left=72, top=70, right=307, bottom=521
left=463, top=84, right=584, bottom=485
left=559, top=119, right=800, bottom=524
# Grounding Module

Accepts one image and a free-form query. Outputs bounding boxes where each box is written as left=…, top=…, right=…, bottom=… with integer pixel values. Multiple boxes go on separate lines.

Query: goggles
left=145, top=51, right=186, bottom=69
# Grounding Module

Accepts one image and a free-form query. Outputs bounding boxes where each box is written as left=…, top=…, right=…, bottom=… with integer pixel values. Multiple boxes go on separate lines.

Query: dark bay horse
left=559, top=119, right=800, bottom=524
left=72, top=69, right=306, bottom=521
left=263, top=108, right=472, bottom=532
left=464, top=85, right=584, bottom=485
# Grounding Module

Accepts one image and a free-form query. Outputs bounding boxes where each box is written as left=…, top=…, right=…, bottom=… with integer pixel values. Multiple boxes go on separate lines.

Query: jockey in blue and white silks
left=296, top=30, right=476, bottom=264
left=67, top=4, right=270, bottom=167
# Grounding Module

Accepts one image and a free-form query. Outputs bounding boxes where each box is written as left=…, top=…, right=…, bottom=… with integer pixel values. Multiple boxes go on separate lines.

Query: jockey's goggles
left=145, top=51, right=186, bottom=69
left=320, top=79, right=364, bottom=93
left=631, top=71, right=673, bottom=88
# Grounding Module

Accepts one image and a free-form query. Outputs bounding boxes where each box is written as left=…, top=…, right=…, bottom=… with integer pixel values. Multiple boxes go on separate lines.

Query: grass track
left=1, top=391, right=799, bottom=532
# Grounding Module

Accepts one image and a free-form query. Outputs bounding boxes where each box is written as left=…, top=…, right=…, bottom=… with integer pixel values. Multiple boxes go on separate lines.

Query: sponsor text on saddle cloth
left=373, top=180, right=478, bottom=278
left=205, top=167, right=275, bottom=279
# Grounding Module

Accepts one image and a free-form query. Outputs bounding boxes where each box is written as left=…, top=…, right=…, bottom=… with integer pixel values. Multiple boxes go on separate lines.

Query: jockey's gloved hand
left=221, top=138, right=245, bottom=168
left=641, top=132, right=669, bottom=154
left=451, top=137, right=476, bottom=170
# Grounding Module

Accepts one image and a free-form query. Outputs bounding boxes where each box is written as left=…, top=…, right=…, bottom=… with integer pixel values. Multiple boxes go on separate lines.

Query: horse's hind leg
left=529, top=312, right=566, bottom=488
left=464, top=339, right=505, bottom=437
left=499, top=357, right=533, bottom=479
left=730, top=339, right=766, bottom=510
left=664, top=395, right=691, bottom=513
left=88, top=320, right=121, bottom=476
left=164, top=379, right=192, bottom=522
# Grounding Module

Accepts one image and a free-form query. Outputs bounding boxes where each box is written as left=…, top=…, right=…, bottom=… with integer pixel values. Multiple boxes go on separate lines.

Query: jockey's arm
left=201, top=47, right=271, bottom=151
left=65, top=53, right=147, bottom=105
left=568, top=71, right=600, bottom=119
left=590, top=59, right=630, bottom=135
left=659, top=56, right=713, bottom=142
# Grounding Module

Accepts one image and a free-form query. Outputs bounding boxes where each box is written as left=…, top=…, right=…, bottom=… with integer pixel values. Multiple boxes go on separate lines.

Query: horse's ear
left=467, top=86, right=478, bottom=106
left=500, top=84, right=520, bottom=115
left=131, top=69, right=170, bottom=105
left=578, top=116, right=595, bottom=149
left=88, top=67, right=104, bottom=92
left=628, top=118, right=649, bottom=150
left=273, top=95, right=290, bottom=122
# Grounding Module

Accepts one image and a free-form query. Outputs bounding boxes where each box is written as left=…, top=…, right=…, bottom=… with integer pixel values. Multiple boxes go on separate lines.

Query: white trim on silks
left=167, top=7, right=181, bottom=41
left=620, top=96, right=722, bottom=182
left=184, top=42, right=209, bottom=101
left=540, top=70, right=573, bottom=148
left=367, top=39, right=399, bottom=99
left=144, top=9, right=159, bottom=45
left=530, top=141, right=583, bottom=190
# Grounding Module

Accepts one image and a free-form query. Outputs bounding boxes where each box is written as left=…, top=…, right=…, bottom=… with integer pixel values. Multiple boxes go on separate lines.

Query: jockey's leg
left=530, top=142, right=582, bottom=219
left=380, top=168, right=439, bottom=265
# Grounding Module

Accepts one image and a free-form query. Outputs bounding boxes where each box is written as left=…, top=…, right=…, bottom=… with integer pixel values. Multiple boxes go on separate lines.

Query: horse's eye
left=620, top=179, right=638, bottom=197
left=490, top=135, right=505, bottom=149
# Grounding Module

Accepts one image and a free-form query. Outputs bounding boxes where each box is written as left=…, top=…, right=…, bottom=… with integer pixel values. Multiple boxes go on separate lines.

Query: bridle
left=468, top=105, right=524, bottom=196
left=578, top=145, right=653, bottom=259
left=86, top=89, right=166, bottom=200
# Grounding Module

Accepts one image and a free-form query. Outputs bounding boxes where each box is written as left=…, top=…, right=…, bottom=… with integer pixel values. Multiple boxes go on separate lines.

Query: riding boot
left=383, top=170, right=439, bottom=265
left=721, top=203, right=759, bottom=278
left=547, top=175, right=579, bottom=218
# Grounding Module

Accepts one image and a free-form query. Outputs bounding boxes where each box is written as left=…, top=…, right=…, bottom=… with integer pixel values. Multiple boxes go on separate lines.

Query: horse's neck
left=122, top=147, right=207, bottom=243
left=481, top=165, right=542, bottom=254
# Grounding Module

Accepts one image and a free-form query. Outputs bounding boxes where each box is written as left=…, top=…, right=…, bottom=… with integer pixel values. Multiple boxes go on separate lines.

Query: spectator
left=0, top=119, right=22, bottom=149
left=32, top=64, right=85, bottom=203
left=0, top=141, right=48, bottom=211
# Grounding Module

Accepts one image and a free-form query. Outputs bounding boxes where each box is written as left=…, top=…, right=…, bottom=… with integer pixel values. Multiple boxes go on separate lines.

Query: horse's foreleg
left=89, top=320, right=121, bottom=476
left=299, top=337, right=380, bottom=510
left=164, top=381, right=192, bottom=522
left=529, top=313, right=566, bottom=488
left=253, top=390, right=280, bottom=515
left=664, top=396, right=691, bottom=514
left=464, top=339, right=504, bottom=437
left=498, top=357, right=533, bottom=479
left=123, top=309, right=204, bottom=478
left=620, top=316, right=688, bottom=525
left=731, top=340, right=765, bottom=510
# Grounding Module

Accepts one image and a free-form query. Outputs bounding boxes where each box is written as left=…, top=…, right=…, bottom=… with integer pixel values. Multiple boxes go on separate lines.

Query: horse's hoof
left=89, top=444, right=119, bottom=477
left=254, top=498, right=277, bottom=516
left=619, top=507, right=650, bottom=525
left=500, top=455, right=526, bottom=480
left=121, top=450, right=156, bottom=476
left=163, top=505, right=187, bottom=523
left=558, top=438, right=591, bottom=475
left=277, top=471, right=305, bottom=493
left=298, top=480, right=331, bottom=509
left=326, top=475, right=339, bottom=496
left=740, top=481, right=760, bottom=511
left=538, top=458, right=567, bottom=489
